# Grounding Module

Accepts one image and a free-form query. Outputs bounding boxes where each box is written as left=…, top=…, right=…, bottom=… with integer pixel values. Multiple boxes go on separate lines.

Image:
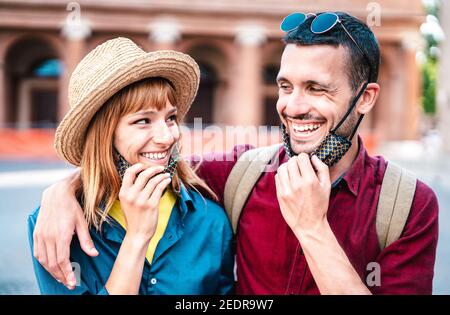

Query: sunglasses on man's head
left=280, top=12, right=371, bottom=80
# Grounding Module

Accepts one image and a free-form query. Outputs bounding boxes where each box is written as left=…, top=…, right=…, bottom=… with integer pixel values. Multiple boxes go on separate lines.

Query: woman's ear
left=357, top=83, right=380, bottom=115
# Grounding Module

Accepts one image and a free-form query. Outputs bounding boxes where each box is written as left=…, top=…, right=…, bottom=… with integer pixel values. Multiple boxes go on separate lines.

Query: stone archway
left=4, top=36, right=62, bottom=128
left=184, top=44, right=228, bottom=125
left=262, top=42, right=284, bottom=126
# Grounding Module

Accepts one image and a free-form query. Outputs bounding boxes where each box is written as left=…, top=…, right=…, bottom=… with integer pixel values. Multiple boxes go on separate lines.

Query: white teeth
left=141, top=151, right=168, bottom=160
left=292, top=123, right=322, bottom=133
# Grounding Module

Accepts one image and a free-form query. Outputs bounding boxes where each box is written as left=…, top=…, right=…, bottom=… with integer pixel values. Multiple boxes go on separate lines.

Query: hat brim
left=55, top=50, right=199, bottom=166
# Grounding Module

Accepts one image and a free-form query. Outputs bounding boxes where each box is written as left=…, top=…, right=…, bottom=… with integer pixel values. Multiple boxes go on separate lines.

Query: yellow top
left=108, top=189, right=177, bottom=264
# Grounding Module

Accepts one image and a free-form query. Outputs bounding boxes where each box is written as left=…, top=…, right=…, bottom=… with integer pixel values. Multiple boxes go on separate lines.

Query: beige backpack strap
left=376, top=161, right=417, bottom=250
left=224, top=144, right=282, bottom=234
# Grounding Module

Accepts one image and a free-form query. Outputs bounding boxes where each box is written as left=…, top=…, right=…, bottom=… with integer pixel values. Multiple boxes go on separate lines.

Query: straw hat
left=55, top=37, right=200, bottom=166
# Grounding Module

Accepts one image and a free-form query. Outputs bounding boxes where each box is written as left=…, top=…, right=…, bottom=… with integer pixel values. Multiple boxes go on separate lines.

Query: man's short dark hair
left=283, top=12, right=380, bottom=93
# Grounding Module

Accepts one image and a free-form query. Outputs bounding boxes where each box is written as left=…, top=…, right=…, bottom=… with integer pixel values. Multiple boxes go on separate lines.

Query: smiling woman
left=27, top=37, right=234, bottom=295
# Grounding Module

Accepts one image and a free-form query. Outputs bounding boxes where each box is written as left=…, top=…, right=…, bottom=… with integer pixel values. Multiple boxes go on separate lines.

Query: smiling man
left=33, top=12, right=438, bottom=295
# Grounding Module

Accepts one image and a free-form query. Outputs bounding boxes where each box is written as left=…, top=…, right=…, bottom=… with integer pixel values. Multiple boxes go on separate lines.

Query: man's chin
left=290, top=139, right=323, bottom=155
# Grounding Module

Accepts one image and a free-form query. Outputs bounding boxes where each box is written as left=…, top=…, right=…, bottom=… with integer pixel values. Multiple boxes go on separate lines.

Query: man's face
left=276, top=43, right=359, bottom=155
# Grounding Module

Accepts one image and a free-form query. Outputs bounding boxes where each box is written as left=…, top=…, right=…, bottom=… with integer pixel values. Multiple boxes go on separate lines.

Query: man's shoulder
left=413, top=179, right=438, bottom=210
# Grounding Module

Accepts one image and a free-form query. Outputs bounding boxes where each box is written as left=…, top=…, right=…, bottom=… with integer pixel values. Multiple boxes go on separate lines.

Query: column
left=438, top=0, right=450, bottom=153
left=149, top=19, right=181, bottom=51
left=60, top=17, right=91, bottom=120
left=229, top=25, right=266, bottom=126
left=401, top=33, right=423, bottom=140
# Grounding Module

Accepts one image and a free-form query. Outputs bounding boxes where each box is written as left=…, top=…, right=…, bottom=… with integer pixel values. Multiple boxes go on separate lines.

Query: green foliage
left=421, top=58, right=437, bottom=114
left=421, top=1, right=441, bottom=115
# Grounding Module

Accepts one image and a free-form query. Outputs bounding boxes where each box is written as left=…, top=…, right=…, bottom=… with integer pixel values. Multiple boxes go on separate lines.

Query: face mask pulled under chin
left=281, top=122, right=355, bottom=167
left=114, top=144, right=180, bottom=181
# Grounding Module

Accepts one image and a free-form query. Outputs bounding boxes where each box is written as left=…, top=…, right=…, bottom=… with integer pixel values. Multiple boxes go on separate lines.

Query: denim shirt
left=27, top=185, right=234, bottom=295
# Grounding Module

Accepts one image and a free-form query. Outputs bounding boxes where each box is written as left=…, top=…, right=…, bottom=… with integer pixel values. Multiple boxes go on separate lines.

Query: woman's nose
left=153, top=121, right=174, bottom=145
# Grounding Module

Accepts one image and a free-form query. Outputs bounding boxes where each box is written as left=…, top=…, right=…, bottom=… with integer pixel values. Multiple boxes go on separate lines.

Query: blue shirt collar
left=177, top=183, right=196, bottom=219
left=102, top=183, right=196, bottom=244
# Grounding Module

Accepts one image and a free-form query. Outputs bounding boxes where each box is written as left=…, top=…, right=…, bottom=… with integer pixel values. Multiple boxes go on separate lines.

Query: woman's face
left=113, top=100, right=180, bottom=167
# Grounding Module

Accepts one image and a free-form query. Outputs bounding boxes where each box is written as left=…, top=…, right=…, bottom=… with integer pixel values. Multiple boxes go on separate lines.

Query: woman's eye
left=167, top=114, right=177, bottom=122
left=134, top=118, right=150, bottom=125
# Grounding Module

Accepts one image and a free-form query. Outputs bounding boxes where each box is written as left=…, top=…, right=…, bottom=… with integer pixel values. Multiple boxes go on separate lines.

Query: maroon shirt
left=195, top=138, right=439, bottom=294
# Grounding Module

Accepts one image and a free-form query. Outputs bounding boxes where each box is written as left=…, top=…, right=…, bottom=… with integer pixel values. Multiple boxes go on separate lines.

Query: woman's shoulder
left=184, top=188, right=231, bottom=228
left=27, top=206, right=41, bottom=230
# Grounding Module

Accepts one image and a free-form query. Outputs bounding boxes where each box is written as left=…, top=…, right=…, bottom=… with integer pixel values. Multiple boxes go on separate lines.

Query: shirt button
left=150, top=278, right=157, bottom=285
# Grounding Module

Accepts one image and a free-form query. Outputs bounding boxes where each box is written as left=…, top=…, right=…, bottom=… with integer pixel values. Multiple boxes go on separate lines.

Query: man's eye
left=134, top=118, right=150, bottom=125
left=279, top=84, right=291, bottom=90
left=310, top=86, right=326, bottom=93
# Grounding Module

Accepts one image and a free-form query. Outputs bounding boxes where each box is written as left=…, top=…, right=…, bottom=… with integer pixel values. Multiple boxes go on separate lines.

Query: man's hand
left=275, top=153, right=331, bottom=234
left=33, top=171, right=98, bottom=289
left=275, top=153, right=371, bottom=294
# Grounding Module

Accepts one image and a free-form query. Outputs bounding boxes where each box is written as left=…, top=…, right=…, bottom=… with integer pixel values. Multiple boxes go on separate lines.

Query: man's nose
left=286, top=90, right=312, bottom=116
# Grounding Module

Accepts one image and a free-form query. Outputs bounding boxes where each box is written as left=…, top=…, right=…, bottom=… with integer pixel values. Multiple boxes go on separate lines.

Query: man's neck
left=328, top=136, right=360, bottom=184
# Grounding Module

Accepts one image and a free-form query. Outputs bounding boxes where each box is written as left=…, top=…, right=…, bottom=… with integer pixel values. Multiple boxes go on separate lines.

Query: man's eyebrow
left=276, top=76, right=288, bottom=83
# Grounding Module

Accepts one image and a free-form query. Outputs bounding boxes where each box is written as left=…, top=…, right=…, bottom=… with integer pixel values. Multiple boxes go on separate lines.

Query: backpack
left=223, top=144, right=417, bottom=251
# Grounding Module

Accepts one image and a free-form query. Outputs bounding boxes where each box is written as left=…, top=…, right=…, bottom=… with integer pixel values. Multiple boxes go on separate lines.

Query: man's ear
left=356, top=83, right=380, bottom=115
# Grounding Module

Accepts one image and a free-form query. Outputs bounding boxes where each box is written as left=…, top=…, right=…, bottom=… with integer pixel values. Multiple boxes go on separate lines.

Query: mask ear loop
left=113, top=147, right=131, bottom=180
left=281, top=123, right=295, bottom=158
left=165, top=142, right=180, bottom=179
left=331, top=81, right=368, bottom=141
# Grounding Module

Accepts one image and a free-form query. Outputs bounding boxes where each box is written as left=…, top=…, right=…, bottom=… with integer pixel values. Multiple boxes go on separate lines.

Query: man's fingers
left=286, top=157, right=301, bottom=183
left=42, top=240, right=65, bottom=284
left=275, top=164, right=289, bottom=194
left=33, top=230, right=39, bottom=262
left=56, top=238, right=76, bottom=288
left=311, top=155, right=330, bottom=186
left=75, top=217, right=98, bottom=257
left=296, top=153, right=316, bottom=181
left=122, top=163, right=146, bottom=188
left=274, top=173, right=283, bottom=199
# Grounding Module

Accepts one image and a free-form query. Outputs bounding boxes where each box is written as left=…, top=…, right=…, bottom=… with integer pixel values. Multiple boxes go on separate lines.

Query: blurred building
left=0, top=0, right=425, bottom=142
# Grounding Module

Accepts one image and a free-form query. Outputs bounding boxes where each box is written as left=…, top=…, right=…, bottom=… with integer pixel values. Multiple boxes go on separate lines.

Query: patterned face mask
left=115, top=144, right=180, bottom=181
left=281, top=81, right=368, bottom=167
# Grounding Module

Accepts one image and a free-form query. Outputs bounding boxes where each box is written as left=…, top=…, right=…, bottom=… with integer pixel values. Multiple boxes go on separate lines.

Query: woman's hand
left=118, top=163, right=172, bottom=241
left=106, top=163, right=171, bottom=295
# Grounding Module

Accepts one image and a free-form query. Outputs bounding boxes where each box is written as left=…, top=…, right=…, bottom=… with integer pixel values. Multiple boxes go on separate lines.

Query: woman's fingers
left=122, top=163, right=146, bottom=188
left=141, top=172, right=170, bottom=199
left=132, top=166, right=166, bottom=191
left=148, top=176, right=172, bottom=206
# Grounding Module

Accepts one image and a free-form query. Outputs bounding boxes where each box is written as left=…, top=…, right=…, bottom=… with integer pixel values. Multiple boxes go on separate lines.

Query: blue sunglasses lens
left=311, top=12, right=338, bottom=34
left=280, top=13, right=307, bottom=32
